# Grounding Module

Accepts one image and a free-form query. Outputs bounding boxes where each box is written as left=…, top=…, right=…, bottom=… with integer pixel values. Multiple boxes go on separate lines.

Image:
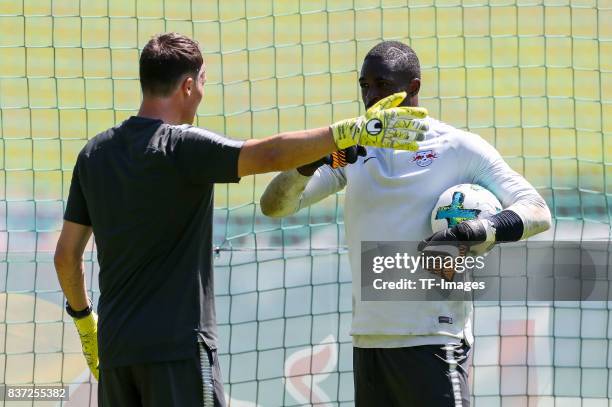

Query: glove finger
left=389, top=127, right=426, bottom=143
left=356, top=145, right=367, bottom=157
left=421, top=229, right=465, bottom=248
left=387, top=124, right=427, bottom=144
left=418, top=240, right=465, bottom=258
left=417, top=237, right=432, bottom=252
left=369, top=91, right=407, bottom=111
left=392, top=117, right=430, bottom=132
left=419, top=236, right=464, bottom=260
left=381, top=128, right=421, bottom=145
left=392, top=106, right=429, bottom=119
left=361, top=128, right=415, bottom=148
left=391, top=125, right=427, bottom=143
left=387, top=139, right=420, bottom=151
left=421, top=245, right=463, bottom=261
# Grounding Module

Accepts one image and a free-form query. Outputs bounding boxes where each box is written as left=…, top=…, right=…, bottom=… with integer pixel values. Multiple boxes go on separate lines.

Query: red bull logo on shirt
left=412, top=150, right=438, bottom=167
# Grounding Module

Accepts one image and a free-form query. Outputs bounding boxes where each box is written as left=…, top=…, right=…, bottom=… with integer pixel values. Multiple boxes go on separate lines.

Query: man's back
left=65, top=116, right=243, bottom=368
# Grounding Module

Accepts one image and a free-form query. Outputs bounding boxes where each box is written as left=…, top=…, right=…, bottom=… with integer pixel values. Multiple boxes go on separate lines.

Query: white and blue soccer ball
left=430, top=184, right=502, bottom=233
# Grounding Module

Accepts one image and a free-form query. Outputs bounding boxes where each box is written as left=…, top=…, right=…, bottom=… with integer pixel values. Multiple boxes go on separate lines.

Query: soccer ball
left=430, top=184, right=502, bottom=233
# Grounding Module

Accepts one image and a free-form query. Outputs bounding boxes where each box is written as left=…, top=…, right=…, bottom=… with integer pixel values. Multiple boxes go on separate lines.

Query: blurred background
left=0, top=0, right=610, bottom=405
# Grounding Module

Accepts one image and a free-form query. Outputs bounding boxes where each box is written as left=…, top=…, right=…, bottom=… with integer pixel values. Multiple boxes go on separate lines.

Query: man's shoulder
left=425, top=117, right=490, bottom=149
left=81, top=118, right=173, bottom=157
left=175, top=125, right=238, bottom=143
left=425, top=117, right=469, bottom=139
left=79, top=125, right=122, bottom=159
left=175, top=126, right=245, bottom=152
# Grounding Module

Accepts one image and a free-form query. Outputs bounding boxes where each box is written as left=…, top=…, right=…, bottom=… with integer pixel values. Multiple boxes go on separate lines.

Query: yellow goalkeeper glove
left=73, top=312, right=99, bottom=380
left=330, top=92, right=429, bottom=151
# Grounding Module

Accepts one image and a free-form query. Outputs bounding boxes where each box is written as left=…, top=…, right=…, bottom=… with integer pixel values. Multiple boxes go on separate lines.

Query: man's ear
left=408, top=78, right=421, bottom=97
left=181, top=75, right=194, bottom=96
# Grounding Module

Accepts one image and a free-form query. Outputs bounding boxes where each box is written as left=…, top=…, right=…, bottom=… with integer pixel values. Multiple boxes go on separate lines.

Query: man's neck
left=138, top=98, right=184, bottom=125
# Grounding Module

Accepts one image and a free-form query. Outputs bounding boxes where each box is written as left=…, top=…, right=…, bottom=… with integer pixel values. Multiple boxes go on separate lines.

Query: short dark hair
left=139, top=33, right=203, bottom=97
left=365, top=41, right=420, bottom=81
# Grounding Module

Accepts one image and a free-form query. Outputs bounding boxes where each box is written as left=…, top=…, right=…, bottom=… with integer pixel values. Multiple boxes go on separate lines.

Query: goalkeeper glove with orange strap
left=330, top=92, right=428, bottom=151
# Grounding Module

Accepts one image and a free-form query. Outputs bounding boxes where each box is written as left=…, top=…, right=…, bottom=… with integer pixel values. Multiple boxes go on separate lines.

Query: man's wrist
left=488, top=210, right=523, bottom=242
left=66, top=300, right=93, bottom=319
left=297, top=165, right=318, bottom=176
left=297, top=156, right=328, bottom=176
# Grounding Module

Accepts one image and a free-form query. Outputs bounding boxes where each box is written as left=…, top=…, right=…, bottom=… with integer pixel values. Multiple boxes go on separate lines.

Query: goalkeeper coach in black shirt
left=53, top=33, right=429, bottom=406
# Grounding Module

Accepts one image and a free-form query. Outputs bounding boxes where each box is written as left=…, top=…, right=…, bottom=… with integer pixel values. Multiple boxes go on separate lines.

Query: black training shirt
left=64, top=116, right=244, bottom=368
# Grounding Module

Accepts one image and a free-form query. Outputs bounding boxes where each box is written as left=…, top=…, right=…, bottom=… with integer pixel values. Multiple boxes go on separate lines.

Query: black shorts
left=99, top=341, right=225, bottom=407
left=353, top=341, right=471, bottom=407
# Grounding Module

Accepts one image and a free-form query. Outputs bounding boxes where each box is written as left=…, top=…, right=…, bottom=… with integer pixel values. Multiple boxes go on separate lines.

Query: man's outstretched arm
left=238, top=92, right=428, bottom=177
left=238, top=127, right=336, bottom=177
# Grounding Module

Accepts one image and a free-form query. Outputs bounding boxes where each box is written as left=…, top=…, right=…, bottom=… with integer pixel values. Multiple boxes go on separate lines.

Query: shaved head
left=364, top=41, right=421, bottom=82
left=359, top=41, right=422, bottom=108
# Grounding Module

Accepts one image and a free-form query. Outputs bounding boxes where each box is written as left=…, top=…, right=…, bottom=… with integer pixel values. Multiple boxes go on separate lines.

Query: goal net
left=0, top=0, right=609, bottom=405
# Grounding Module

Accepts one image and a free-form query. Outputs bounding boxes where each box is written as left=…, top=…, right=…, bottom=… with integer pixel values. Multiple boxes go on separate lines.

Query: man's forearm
left=260, top=169, right=311, bottom=217
left=55, top=258, right=89, bottom=311
left=504, top=195, right=552, bottom=240
left=238, top=127, right=336, bottom=177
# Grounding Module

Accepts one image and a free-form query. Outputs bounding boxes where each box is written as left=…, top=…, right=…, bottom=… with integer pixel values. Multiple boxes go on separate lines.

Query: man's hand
left=418, top=218, right=496, bottom=256
left=330, top=92, right=428, bottom=150
left=73, top=312, right=99, bottom=380
left=297, top=145, right=367, bottom=176
left=418, top=219, right=496, bottom=280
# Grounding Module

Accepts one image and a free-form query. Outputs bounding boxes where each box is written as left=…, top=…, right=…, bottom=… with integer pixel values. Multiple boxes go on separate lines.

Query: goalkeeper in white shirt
left=260, top=41, right=552, bottom=407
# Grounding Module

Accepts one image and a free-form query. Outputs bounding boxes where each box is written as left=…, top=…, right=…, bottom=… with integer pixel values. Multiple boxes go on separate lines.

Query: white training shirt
left=294, top=117, right=549, bottom=348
